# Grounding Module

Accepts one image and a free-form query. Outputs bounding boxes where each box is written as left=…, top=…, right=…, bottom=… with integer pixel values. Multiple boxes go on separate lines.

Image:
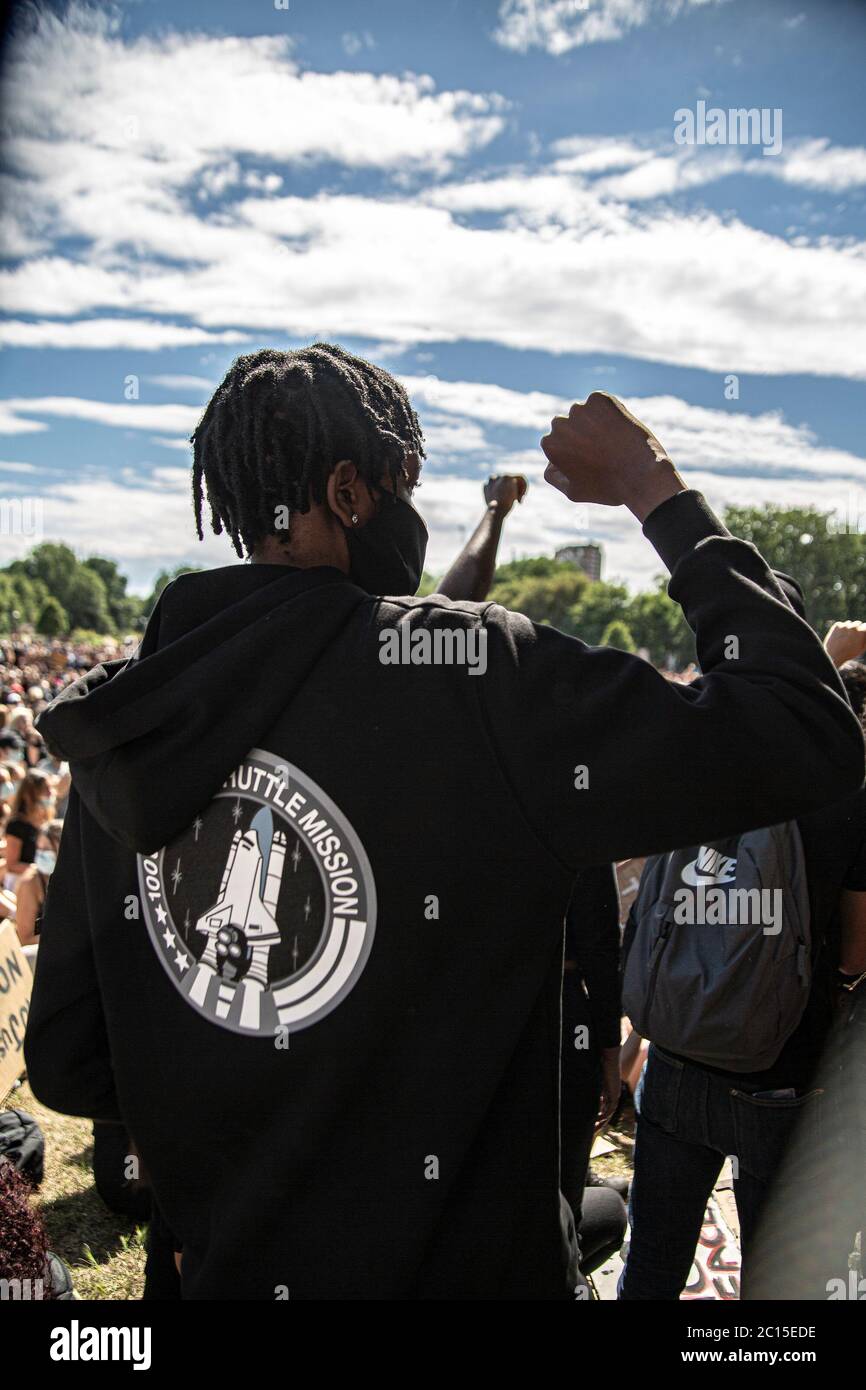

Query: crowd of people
left=1, top=640, right=156, bottom=1297
left=1, top=636, right=132, bottom=946
left=4, top=624, right=862, bottom=1299
left=3, top=344, right=866, bottom=1304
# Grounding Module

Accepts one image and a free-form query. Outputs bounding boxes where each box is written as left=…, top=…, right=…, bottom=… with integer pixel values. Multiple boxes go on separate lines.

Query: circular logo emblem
left=138, top=749, right=376, bottom=1036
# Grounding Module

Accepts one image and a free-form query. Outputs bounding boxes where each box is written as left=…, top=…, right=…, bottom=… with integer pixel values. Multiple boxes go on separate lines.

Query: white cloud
left=622, top=395, right=866, bottom=488
left=150, top=436, right=194, bottom=451
left=0, top=404, right=48, bottom=435
left=224, top=193, right=866, bottom=379
left=1, top=4, right=860, bottom=598
left=550, top=136, right=657, bottom=174
left=2, top=4, right=505, bottom=254
left=4, top=379, right=864, bottom=594
left=0, top=466, right=229, bottom=591
left=146, top=375, right=214, bottom=392
left=2, top=378, right=865, bottom=546
left=404, top=375, right=562, bottom=430
left=0, top=7, right=506, bottom=356
left=419, top=414, right=493, bottom=455
left=409, top=379, right=866, bottom=586
left=751, top=138, right=866, bottom=192
left=341, top=32, right=376, bottom=57
left=0, top=318, right=248, bottom=351
left=2, top=7, right=863, bottom=381
left=244, top=171, right=284, bottom=194
left=421, top=467, right=865, bottom=592
left=594, top=148, right=742, bottom=199
left=0, top=397, right=200, bottom=435
left=409, top=376, right=866, bottom=485
left=5, top=453, right=859, bottom=596
left=493, top=0, right=724, bottom=55
left=454, top=137, right=866, bottom=207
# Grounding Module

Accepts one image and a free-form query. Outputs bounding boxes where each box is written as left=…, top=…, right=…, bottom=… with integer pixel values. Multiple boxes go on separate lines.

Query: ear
left=326, top=460, right=376, bottom=528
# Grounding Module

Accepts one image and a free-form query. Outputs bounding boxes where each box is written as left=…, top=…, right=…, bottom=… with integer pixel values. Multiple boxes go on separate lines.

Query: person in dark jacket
left=619, top=586, right=866, bottom=1300
left=24, top=344, right=864, bottom=1300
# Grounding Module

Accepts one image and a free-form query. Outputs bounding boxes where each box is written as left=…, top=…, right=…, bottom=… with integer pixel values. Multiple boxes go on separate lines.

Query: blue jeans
left=619, top=1045, right=822, bottom=1300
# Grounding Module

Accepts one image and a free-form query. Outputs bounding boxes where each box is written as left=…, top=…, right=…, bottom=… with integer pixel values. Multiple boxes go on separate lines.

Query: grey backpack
left=622, top=823, right=812, bottom=1072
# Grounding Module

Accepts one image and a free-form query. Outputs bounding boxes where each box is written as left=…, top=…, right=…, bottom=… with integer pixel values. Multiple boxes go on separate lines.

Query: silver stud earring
left=351, top=513, right=359, bottom=525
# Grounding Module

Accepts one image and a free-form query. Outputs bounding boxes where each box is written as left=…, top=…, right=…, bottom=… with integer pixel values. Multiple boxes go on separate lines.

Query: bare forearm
left=14, top=876, right=40, bottom=946
left=437, top=504, right=507, bottom=602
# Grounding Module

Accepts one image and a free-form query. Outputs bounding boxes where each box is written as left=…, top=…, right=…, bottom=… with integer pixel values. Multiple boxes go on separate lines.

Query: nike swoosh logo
left=681, top=860, right=736, bottom=887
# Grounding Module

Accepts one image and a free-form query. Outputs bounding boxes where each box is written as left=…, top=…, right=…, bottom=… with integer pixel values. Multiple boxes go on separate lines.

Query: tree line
left=2, top=506, right=864, bottom=667
left=0, top=546, right=199, bottom=643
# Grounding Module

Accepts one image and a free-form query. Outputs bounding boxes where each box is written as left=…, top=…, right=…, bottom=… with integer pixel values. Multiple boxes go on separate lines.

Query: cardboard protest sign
left=0, top=920, right=32, bottom=1102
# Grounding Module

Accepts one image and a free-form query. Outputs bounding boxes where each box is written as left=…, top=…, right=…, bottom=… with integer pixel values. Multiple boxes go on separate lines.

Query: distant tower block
left=555, top=542, right=603, bottom=582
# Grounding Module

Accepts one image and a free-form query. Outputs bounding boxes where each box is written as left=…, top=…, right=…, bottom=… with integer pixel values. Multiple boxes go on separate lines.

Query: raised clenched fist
left=824, top=620, right=866, bottom=668
left=484, top=474, right=527, bottom=515
left=541, top=392, right=685, bottom=522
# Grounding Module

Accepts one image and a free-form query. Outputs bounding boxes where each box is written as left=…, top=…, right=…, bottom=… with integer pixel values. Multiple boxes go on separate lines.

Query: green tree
left=493, top=556, right=574, bottom=584
left=0, top=574, right=18, bottom=631
left=83, top=556, right=144, bottom=633
left=1, top=569, right=47, bottom=627
left=626, top=578, right=695, bottom=668
left=5, top=543, right=114, bottom=633
left=36, top=596, right=69, bottom=637
left=601, top=619, right=636, bottom=651
left=64, top=566, right=112, bottom=632
left=1, top=573, right=31, bottom=629
left=723, top=505, right=866, bottom=636
left=569, top=582, right=630, bottom=645
left=490, top=564, right=588, bottom=631
left=8, top=542, right=78, bottom=599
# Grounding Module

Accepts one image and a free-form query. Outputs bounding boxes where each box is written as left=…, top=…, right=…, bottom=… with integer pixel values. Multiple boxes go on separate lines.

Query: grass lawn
left=2, top=1079, right=146, bottom=1301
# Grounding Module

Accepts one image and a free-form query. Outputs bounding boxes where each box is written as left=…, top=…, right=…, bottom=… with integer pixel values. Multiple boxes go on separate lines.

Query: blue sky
left=1, top=0, right=865, bottom=593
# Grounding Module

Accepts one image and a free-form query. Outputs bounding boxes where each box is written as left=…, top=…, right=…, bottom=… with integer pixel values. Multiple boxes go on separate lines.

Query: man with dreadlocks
left=26, top=344, right=864, bottom=1300
left=188, top=343, right=522, bottom=600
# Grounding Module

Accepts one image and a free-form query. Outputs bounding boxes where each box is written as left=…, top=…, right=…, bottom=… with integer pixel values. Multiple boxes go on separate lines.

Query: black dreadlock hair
left=191, top=343, right=426, bottom=558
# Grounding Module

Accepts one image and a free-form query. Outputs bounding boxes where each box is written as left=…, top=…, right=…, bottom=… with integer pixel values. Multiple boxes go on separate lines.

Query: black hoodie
left=25, top=491, right=864, bottom=1300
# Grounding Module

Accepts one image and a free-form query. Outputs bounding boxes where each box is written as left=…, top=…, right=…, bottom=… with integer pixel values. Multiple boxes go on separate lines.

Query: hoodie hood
left=37, top=565, right=370, bottom=854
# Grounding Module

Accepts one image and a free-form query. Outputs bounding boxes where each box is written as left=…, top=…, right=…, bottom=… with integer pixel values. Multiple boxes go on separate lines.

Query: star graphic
left=193, top=816, right=203, bottom=841
left=155, top=904, right=168, bottom=925
left=174, top=951, right=190, bottom=972
left=291, top=841, right=301, bottom=872
left=170, top=859, right=183, bottom=893
left=304, top=895, right=311, bottom=921
left=232, top=797, right=243, bottom=825
left=162, top=927, right=176, bottom=950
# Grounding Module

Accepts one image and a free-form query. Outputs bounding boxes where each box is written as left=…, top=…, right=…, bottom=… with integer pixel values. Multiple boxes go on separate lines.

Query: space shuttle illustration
left=188, top=806, right=287, bottom=1030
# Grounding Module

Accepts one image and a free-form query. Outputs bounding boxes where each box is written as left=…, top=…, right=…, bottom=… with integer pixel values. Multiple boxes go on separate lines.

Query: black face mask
left=345, top=494, right=428, bottom=596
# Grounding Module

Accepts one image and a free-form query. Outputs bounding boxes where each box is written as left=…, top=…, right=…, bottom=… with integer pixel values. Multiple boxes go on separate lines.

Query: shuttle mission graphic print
left=137, top=749, right=377, bottom=1036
